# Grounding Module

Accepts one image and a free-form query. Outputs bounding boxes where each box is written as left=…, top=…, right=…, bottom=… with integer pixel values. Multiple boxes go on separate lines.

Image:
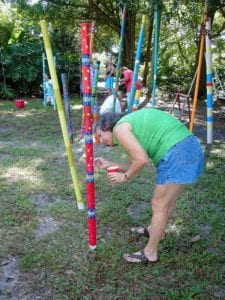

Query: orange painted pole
left=189, top=18, right=206, bottom=132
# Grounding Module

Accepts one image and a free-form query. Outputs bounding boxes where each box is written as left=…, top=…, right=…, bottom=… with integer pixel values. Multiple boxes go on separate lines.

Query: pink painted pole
left=80, top=23, right=96, bottom=250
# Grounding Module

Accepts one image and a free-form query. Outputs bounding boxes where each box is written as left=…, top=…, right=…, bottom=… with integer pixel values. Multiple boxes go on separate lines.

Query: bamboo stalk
left=61, top=73, right=74, bottom=143
left=40, top=20, right=84, bottom=210
left=151, top=5, right=160, bottom=108
left=113, top=4, right=127, bottom=111
left=80, top=23, right=96, bottom=250
left=189, top=18, right=206, bottom=132
left=205, top=17, right=213, bottom=144
left=127, top=15, right=146, bottom=112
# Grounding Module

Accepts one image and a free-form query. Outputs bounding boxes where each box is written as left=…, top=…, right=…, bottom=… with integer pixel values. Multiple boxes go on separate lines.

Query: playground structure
left=213, top=70, right=225, bottom=100
left=213, top=69, right=225, bottom=100
left=170, top=71, right=197, bottom=123
left=170, top=92, right=191, bottom=123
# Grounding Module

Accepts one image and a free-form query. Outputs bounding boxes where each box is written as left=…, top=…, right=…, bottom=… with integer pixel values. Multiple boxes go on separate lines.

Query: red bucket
left=15, top=99, right=25, bottom=109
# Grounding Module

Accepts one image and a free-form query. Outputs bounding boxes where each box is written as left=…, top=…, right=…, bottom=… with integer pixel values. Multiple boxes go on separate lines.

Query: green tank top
left=114, top=108, right=192, bottom=166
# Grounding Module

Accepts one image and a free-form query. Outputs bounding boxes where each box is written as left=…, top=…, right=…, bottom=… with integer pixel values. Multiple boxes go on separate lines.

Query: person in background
left=94, top=109, right=204, bottom=264
left=120, top=66, right=142, bottom=99
left=117, top=90, right=127, bottom=112
left=105, top=62, right=116, bottom=91
left=99, top=88, right=122, bottom=114
left=44, top=75, right=54, bottom=106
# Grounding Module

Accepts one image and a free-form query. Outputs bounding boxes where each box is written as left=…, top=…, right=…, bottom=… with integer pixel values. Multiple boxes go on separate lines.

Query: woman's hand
left=94, top=157, right=111, bottom=170
left=107, top=172, right=128, bottom=183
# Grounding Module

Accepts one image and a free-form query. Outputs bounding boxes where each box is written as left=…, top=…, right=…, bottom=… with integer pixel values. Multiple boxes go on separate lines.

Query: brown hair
left=95, top=112, right=126, bottom=132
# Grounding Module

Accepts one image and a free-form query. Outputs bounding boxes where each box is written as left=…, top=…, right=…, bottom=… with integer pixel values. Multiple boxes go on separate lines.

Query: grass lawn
left=0, top=98, right=225, bottom=299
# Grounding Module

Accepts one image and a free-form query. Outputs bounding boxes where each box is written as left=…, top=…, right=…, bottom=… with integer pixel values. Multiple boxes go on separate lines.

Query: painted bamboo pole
left=189, top=18, right=206, bottom=132
left=89, top=20, right=96, bottom=61
left=113, top=4, right=127, bottom=111
left=81, top=21, right=96, bottom=139
left=92, top=61, right=101, bottom=144
left=132, top=90, right=142, bottom=111
left=127, top=15, right=146, bottom=113
left=61, top=73, right=74, bottom=143
left=205, top=17, right=213, bottom=144
left=42, top=53, right=47, bottom=107
left=91, top=61, right=100, bottom=110
left=109, top=40, right=114, bottom=90
left=40, top=20, right=84, bottom=210
left=90, top=21, right=96, bottom=91
left=151, top=4, right=160, bottom=108
left=53, top=56, right=57, bottom=110
left=80, top=23, right=96, bottom=250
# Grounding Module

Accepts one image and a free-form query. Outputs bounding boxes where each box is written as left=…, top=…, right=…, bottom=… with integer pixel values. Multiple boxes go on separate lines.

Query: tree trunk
left=142, top=14, right=154, bottom=87
left=123, top=10, right=136, bottom=68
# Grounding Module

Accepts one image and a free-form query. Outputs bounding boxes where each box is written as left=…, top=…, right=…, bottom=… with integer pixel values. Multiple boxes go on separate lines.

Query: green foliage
left=0, top=6, right=15, bottom=46
left=0, top=82, right=16, bottom=99
left=0, top=39, right=43, bottom=98
left=0, top=0, right=225, bottom=98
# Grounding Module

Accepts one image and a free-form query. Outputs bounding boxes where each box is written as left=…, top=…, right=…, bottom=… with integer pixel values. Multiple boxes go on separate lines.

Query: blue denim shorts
left=156, top=135, right=204, bottom=185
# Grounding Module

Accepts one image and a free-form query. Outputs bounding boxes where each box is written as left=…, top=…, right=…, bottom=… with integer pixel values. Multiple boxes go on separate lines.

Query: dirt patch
left=0, top=257, right=19, bottom=299
left=127, top=202, right=149, bottom=220
left=30, top=193, right=69, bottom=208
left=29, top=194, right=65, bottom=240
left=35, top=215, right=62, bottom=240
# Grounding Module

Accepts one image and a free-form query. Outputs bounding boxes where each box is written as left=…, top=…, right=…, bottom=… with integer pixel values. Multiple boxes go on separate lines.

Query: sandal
left=129, top=226, right=149, bottom=238
left=123, top=249, right=157, bottom=264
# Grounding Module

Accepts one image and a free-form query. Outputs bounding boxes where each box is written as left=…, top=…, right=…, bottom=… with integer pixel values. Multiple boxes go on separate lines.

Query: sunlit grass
left=0, top=99, right=225, bottom=299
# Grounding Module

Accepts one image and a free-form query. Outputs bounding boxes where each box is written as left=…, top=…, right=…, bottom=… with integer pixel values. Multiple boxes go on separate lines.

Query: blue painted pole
left=113, top=4, right=127, bottom=111
left=205, top=17, right=213, bottom=144
left=127, top=15, right=146, bottom=113
left=61, top=73, right=74, bottom=143
left=42, top=53, right=47, bottom=107
left=53, top=56, right=57, bottom=110
left=109, top=41, right=114, bottom=90
left=151, top=5, right=160, bottom=108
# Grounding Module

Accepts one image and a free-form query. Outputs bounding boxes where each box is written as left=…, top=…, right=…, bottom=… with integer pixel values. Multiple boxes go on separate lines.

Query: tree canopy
left=0, top=0, right=225, bottom=99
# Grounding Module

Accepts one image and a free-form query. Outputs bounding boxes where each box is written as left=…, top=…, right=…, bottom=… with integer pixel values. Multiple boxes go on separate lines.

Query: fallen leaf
left=191, top=234, right=201, bottom=242
left=65, top=270, right=75, bottom=276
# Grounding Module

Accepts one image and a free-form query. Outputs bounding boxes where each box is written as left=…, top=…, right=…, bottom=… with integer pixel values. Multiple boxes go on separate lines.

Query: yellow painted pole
left=40, top=20, right=84, bottom=210
left=189, top=18, right=206, bottom=132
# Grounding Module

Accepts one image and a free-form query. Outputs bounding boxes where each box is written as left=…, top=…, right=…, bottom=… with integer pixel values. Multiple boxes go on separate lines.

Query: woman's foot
left=123, top=249, right=158, bottom=264
left=129, top=226, right=165, bottom=239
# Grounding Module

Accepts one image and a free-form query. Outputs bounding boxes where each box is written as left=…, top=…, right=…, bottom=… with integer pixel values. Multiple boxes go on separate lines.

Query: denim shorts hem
left=156, top=136, right=204, bottom=185
left=156, top=177, right=202, bottom=185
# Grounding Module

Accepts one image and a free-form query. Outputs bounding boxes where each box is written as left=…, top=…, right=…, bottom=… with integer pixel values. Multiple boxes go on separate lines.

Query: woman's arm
left=94, top=157, right=131, bottom=172
left=113, top=123, right=149, bottom=180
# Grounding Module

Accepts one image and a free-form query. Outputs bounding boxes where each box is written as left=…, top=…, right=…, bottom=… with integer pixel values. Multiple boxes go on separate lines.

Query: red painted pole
left=80, top=23, right=96, bottom=250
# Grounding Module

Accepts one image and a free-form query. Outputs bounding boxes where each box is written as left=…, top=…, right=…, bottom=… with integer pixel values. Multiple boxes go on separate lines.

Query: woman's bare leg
left=124, top=184, right=185, bottom=263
